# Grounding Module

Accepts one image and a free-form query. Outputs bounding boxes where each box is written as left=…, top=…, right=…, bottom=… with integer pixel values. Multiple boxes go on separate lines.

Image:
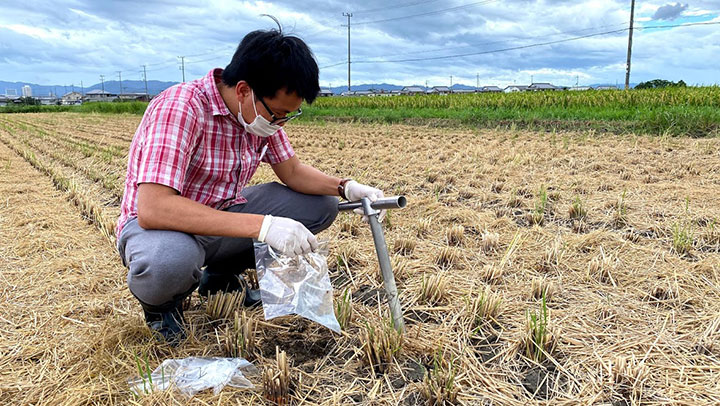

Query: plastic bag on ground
left=128, top=357, right=257, bottom=397
left=254, top=240, right=341, bottom=333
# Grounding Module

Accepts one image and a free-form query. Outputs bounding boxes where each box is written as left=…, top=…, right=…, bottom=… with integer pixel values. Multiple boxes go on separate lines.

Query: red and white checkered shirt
left=117, top=68, right=295, bottom=237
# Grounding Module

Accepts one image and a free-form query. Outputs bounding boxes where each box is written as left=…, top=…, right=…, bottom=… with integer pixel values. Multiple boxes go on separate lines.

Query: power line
left=353, top=28, right=630, bottom=64
left=637, top=21, right=720, bottom=30
left=319, top=61, right=348, bottom=70
left=182, top=44, right=237, bottom=59
left=352, top=0, right=501, bottom=25
left=361, top=23, right=629, bottom=61
left=352, top=0, right=442, bottom=14
left=349, top=21, right=720, bottom=65
left=184, top=55, right=227, bottom=65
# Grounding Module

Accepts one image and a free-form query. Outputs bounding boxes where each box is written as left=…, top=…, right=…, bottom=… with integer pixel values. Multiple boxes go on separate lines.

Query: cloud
left=652, top=3, right=688, bottom=20
left=0, top=0, right=718, bottom=90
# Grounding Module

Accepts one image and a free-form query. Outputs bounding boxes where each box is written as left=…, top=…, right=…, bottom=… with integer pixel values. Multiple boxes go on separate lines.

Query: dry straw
left=607, top=355, right=649, bottom=404
left=206, top=288, right=245, bottom=320
left=466, top=285, right=502, bottom=328
left=263, top=347, right=291, bottom=405
left=5, top=115, right=720, bottom=404
left=361, top=319, right=403, bottom=374
left=393, top=237, right=416, bottom=255
left=420, top=271, right=449, bottom=305
left=587, top=247, right=617, bottom=286
left=221, top=310, right=257, bottom=359
left=420, top=351, right=460, bottom=405
left=480, top=230, right=500, bottom=253
left=445, top=225, right=465, bottom=246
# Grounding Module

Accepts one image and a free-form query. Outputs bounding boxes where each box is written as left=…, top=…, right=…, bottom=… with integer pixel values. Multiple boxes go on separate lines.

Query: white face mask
left=238, top=89, right=282, bottom=138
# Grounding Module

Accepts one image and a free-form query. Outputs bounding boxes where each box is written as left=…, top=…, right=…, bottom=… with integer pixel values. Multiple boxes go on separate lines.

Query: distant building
left=431, top=86, right=451, bottom=95
left=595, top=85, right=618, bottom=90
left=528, top=82, right=558, bottom=91
left=22, top=85, right=32, bottom=97
left=37, top=96, right=59, bottom=105
left=504, top=85, right=529, bottom=93
left=318, top=88, right=334, bottom=97
left=84, top=89, right=117, bottom=102
left=400, top=86, right=425, bottom=95
left=0, top=95, right=19, bottom=107
left=569, top=86, right=592, bottom=91
left=353, top=90, right=374, bottom=97
left=481, top=86, right=503, bottom=93
left=453, top=89, right=475, bottom=94
left=61, top=91, right=83, bottom=105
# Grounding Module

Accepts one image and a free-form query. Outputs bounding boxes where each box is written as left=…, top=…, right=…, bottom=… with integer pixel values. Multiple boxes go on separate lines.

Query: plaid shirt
left=117, top=68, right=295, bottom=237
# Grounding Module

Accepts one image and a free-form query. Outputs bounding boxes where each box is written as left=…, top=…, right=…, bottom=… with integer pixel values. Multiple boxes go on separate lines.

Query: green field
left=3, top=86, right=719, bottom=136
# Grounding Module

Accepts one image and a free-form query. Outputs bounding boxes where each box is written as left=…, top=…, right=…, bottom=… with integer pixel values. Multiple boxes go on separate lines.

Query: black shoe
left=141, top=302, right=186, bottom=345
left=198, top=270, right=243, bottom=297
left=198, top=270, right=262, bottom=308
left=243, top=285, right=262, bottom=307
left=136, top=284, right=197, bottom=346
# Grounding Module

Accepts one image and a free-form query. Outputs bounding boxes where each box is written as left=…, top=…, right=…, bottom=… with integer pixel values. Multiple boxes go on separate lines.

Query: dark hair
left=222, top=28, right=320, bottom=104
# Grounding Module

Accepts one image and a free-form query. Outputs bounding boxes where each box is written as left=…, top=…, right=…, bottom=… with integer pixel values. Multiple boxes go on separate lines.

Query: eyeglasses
left=257, top=96, right=302, bottom=125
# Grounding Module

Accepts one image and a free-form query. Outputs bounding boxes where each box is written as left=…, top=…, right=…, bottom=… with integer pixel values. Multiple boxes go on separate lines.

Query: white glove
left=344, top=180, right=386, bottom=223
left=258, top=215, right=318, bottom=256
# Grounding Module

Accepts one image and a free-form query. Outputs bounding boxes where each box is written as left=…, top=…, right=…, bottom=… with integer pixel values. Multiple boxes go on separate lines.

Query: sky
left=0, top=0, right=718, bottom=92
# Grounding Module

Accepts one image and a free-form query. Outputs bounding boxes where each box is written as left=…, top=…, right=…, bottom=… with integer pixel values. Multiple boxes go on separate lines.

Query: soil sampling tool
left=338, top=196, right=407, bottom=332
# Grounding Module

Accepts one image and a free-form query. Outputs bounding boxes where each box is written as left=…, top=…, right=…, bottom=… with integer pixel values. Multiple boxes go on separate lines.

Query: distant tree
left=635, top=79, right=687, bottom=89
left=18, top=96, right=40, bottom=105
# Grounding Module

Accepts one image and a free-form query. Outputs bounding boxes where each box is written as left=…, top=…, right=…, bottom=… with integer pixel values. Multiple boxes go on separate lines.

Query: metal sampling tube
left=339, top=196, right=406, bottom=333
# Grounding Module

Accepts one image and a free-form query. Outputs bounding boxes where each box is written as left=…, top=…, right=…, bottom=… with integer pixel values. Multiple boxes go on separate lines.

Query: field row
left=2, top=113, right=720, bottom=404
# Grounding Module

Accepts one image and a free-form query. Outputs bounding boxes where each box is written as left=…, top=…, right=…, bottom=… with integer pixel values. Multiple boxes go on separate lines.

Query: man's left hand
left=344, top=181, right=386, bottom=223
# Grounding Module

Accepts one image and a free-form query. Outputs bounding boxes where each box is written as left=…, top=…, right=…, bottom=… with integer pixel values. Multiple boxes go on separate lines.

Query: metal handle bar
left=338, top=196, right=407, bottom=212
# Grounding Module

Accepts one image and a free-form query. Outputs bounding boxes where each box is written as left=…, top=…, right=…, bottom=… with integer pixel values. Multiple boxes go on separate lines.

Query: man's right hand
left=258, top=215, right=318, bottom=256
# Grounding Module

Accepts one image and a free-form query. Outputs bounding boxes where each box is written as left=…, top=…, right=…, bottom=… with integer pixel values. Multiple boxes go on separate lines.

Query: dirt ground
left=0, top=113, right=719, bottom=405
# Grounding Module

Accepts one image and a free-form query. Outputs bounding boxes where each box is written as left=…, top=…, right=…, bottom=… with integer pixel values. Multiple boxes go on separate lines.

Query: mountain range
left=0, top=80, right=179, bottom=97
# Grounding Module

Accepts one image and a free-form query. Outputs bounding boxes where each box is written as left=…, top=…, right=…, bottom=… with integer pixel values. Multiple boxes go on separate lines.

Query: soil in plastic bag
left=254, top=240, right=341, bottom=333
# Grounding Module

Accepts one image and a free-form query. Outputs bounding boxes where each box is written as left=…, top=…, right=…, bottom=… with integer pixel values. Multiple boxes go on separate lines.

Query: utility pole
left=178, top=56, right=186, bottom=82
left=71, top=84, right=75, bottom=93
left=625, top=0, right=636, bottom=90
left=576, top=75, right=579, bottom=87
left=117, top=71, right=123, bottom=95
left=476, top=73, right=479, bottom=90
left=99, top=75, right=105, bottom=93
left=450, top=75, right=453, bottom=91
left=142, top=65, right=149, bottom=97
left=531, top=74, right=534, bottom=84
left=342, top=12, right=352, bottom=92
left=80, top=80, right=84, bottom=96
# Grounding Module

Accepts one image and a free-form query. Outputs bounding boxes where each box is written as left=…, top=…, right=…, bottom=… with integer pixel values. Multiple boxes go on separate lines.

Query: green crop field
left=3, top=86, right=719, bottom=137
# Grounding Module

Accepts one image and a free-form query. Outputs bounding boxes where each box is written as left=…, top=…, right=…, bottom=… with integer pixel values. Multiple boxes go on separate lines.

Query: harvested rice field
left=1, top=112, right=720, bottom=405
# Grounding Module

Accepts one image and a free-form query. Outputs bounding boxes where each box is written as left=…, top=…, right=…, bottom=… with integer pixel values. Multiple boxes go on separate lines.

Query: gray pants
left=117, top=182, right=339, bottom=306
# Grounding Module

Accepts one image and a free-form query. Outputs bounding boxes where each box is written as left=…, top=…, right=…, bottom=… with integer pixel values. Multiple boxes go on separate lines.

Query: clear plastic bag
left=254, top=240, right=341, bottom=333
left=128, top=357, right=257, bottom=397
